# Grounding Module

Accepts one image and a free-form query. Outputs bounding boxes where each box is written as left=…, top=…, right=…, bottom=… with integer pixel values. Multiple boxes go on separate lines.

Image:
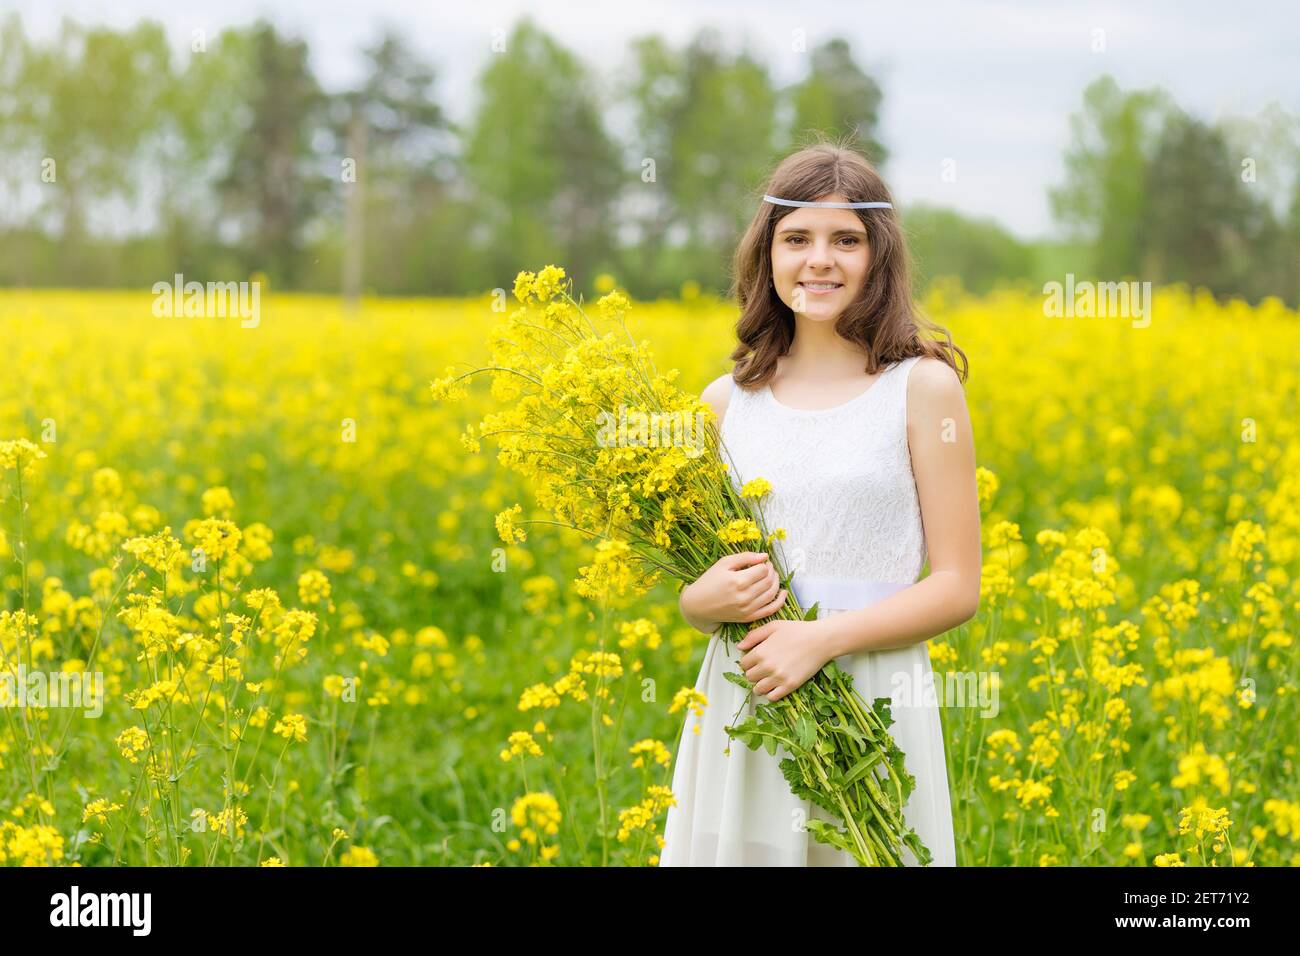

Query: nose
left=805, top=238, right=835, bottom=269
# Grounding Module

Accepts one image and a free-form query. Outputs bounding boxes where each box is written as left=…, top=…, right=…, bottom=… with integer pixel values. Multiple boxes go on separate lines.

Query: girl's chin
left=793, top=308, right=842, bottom=322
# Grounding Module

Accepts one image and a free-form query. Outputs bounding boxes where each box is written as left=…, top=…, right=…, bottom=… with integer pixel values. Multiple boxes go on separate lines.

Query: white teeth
left=801, top=282, right=841, bottom=290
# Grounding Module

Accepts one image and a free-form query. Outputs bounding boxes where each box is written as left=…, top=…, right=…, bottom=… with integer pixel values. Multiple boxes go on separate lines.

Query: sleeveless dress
left=659, top=355, right=957, bottom=867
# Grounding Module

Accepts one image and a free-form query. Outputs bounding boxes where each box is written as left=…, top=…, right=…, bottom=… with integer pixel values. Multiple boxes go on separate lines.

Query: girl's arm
left=818, top=356, right=982, bottom=656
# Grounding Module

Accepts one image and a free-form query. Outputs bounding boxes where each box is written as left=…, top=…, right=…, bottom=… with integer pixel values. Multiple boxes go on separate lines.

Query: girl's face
left=769, top=193, right=870, bottom=324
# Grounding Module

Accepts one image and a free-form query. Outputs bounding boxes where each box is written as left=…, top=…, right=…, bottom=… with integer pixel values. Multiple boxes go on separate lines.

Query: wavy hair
left=729, top=138, right=968, bottom=387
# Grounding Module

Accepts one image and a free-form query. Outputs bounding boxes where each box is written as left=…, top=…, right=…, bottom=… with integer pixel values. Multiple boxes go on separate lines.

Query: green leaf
left=722, top=670, right=752, bottom=691
left=843, top=752, right=882, bottom=786
left=793, top=714, right=817, bottom=751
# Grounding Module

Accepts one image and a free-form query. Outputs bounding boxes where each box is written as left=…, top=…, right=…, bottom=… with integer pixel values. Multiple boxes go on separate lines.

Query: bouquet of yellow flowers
left=431, top=265, right=931, bottom=866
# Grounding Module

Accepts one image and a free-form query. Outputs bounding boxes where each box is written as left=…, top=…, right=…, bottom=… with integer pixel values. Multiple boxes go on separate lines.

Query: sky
left=6, top=0, right=1298, bottom=239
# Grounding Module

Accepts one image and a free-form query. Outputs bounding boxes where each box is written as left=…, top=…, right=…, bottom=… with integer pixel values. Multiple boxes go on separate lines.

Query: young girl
left=658, top=142, right=980, bottom=867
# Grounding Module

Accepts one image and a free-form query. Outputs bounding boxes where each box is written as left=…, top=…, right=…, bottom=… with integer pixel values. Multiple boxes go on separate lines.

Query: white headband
left=764, top=194, right=892, bottom=209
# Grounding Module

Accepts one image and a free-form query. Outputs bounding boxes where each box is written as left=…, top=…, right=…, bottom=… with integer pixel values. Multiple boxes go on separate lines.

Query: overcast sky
left=7, top=0, right=1298, bottom=239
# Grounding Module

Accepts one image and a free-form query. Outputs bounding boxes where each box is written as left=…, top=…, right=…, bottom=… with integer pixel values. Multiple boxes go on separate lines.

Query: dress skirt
left=659, top=577, right=957, bottom=867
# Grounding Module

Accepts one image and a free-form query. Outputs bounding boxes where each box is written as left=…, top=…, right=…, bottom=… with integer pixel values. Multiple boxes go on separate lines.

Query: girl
left=658, top=142, right=981, bottom=867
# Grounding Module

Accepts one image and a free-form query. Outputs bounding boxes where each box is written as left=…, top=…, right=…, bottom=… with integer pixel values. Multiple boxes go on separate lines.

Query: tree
left=903, top=204, right=1035, bottom=294
left=785, top=38, right=887, bottom=166
left=216, top=21, right=330, bottom=287
left=1139, top=110, right=1279, bottom=300
left=323, top=31, right=456, bottom=298
left=18, top=18, right=172, bottom=280
left=1049, top=76, right=1172, bottom=278
left=462, top=18, right=621, bottom=290
left=617, top=34, right=688, bottom=297
left=150, top=28, right=257, bottom=279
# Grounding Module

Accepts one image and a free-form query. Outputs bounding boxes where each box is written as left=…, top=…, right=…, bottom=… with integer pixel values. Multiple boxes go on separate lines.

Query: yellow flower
left=0, top=438, right=47, bottom=475
left=669, top=687, right=707, bottom=719
left=595, top=289, right=630, bottom=320
left=740, top=477, right=773, bottom=499
left=298, top=568, right=331, bottom=605
left=510, top=792, right=562, bottom=846
left=513, top=270, right=537, bottom=303
left=532, top=265, right=567, bottom=302
left=201, top=486, right=236, bottom=518
left=82, top=798, right=123, bottom=825
left=717, top=518, right=762, bottom=545
left=975, top=466, right=999, bottom=511
left=340, top=846, right=379, bottom=867
left=189, top=518, right=242, bottom=561
left=500, top=730, right=543, bottom=761
left=629, top=738, right=672, bottom=769
left=988, top=520, right=1022, bottom=549
left=495, top=504, right=527, bottom=545
left=273, top=713, right=308, bottom=743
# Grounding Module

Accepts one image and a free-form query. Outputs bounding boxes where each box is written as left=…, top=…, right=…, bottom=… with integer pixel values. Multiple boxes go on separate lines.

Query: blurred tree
left=17, top=19, right=171, bottom=280
left=151, top=28, right=257, bottom=280
left=1139, top=110, right=1281, bottom=300
left=1049, top=76, right=1172, bottom=278
left=323, top=31, right=458, bottom=298
left=462, top=17, right=621, bottom=291
left=1218, top=103, right=1300, bottom=305
left=216, top=20, right=330, bottom=287
left=0, top=15, right=28, bottom=222
left=903, top=204, right=1036, bottom=294
left=618, top=34, right=688, bottom=298
left=1284, top=175, right=1300, bottom=305
left=785, top=38, right=887, bottom=167
left=616, top=27, right=778, bottom=296
left=670, top=29, right=778, bottom=293
left=0, top=14, right=34, bottom=281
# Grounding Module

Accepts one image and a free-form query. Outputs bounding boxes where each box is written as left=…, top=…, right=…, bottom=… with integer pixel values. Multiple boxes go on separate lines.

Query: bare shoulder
left=906, top=356, right=965, bottom=401
left=906, top=356, right=967, bottom=425
left=700, top=372, right=735, bottom=423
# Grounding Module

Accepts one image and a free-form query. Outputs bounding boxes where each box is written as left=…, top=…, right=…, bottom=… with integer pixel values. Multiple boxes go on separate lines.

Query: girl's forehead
left=774, top=205, right=865, bottom=232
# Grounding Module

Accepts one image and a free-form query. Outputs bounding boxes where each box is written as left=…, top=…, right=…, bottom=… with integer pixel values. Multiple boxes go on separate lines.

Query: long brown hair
left=729, top=137, right=968, bottom=387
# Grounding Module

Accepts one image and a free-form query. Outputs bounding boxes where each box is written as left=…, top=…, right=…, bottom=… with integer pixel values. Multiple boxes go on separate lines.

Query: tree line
left=0, top=13, right=1296, bottom=304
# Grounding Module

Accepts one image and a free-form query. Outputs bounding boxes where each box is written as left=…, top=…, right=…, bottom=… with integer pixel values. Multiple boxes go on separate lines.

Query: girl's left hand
left=736, top=620, right=835, bottom=702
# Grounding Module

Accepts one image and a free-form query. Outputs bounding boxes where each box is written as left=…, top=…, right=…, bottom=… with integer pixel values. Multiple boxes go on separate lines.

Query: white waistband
left=791, top=576, right=910, bottom=613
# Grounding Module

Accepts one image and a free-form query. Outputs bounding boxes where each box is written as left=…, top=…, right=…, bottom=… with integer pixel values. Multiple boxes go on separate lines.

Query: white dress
left=659, top=355, right=957, bottom=867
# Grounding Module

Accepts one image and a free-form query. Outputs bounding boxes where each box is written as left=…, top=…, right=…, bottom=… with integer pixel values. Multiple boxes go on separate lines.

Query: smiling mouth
left=798, top=282, right=843, bottom=292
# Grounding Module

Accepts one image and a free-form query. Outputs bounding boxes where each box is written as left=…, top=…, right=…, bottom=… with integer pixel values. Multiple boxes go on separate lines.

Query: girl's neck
left=782, top=312, right=869, bottom=378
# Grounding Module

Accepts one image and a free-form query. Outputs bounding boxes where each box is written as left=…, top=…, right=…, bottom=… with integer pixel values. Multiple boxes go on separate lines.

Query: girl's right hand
left=679, top=552, right=787, bottom=634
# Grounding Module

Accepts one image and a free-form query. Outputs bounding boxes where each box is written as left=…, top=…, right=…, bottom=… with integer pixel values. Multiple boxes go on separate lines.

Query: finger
left=768, top=684, right=788, bottom=702
left=740, top=563, right=778, bottom=601
left=736, top=622, right=772, bottom=650
left=735, top=559, right=774, bottom=590
left=753, top=677, right=779, bottom=697
left=744, top=589, right=786, bottom=622
left=744, top=567, right=780, bottom=606
left=724, top=551, right=769, bottom=571
left=745, top=661, right=772, bottom=684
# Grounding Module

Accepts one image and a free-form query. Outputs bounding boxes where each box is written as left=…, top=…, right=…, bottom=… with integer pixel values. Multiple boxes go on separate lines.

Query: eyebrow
left=775, top=226, right=867, bottom=237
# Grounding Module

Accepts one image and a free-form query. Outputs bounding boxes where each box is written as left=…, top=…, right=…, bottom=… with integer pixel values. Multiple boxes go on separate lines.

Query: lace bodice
left=719, top=355, right=928, bottom=584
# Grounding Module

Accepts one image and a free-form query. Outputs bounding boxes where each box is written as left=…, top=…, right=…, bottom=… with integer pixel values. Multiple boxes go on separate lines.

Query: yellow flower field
left=0, top=281, right=1297, bottom=866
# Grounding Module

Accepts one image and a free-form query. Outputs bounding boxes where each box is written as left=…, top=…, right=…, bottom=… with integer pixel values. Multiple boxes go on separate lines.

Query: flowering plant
left=432, top=266, right=931, bottom=866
